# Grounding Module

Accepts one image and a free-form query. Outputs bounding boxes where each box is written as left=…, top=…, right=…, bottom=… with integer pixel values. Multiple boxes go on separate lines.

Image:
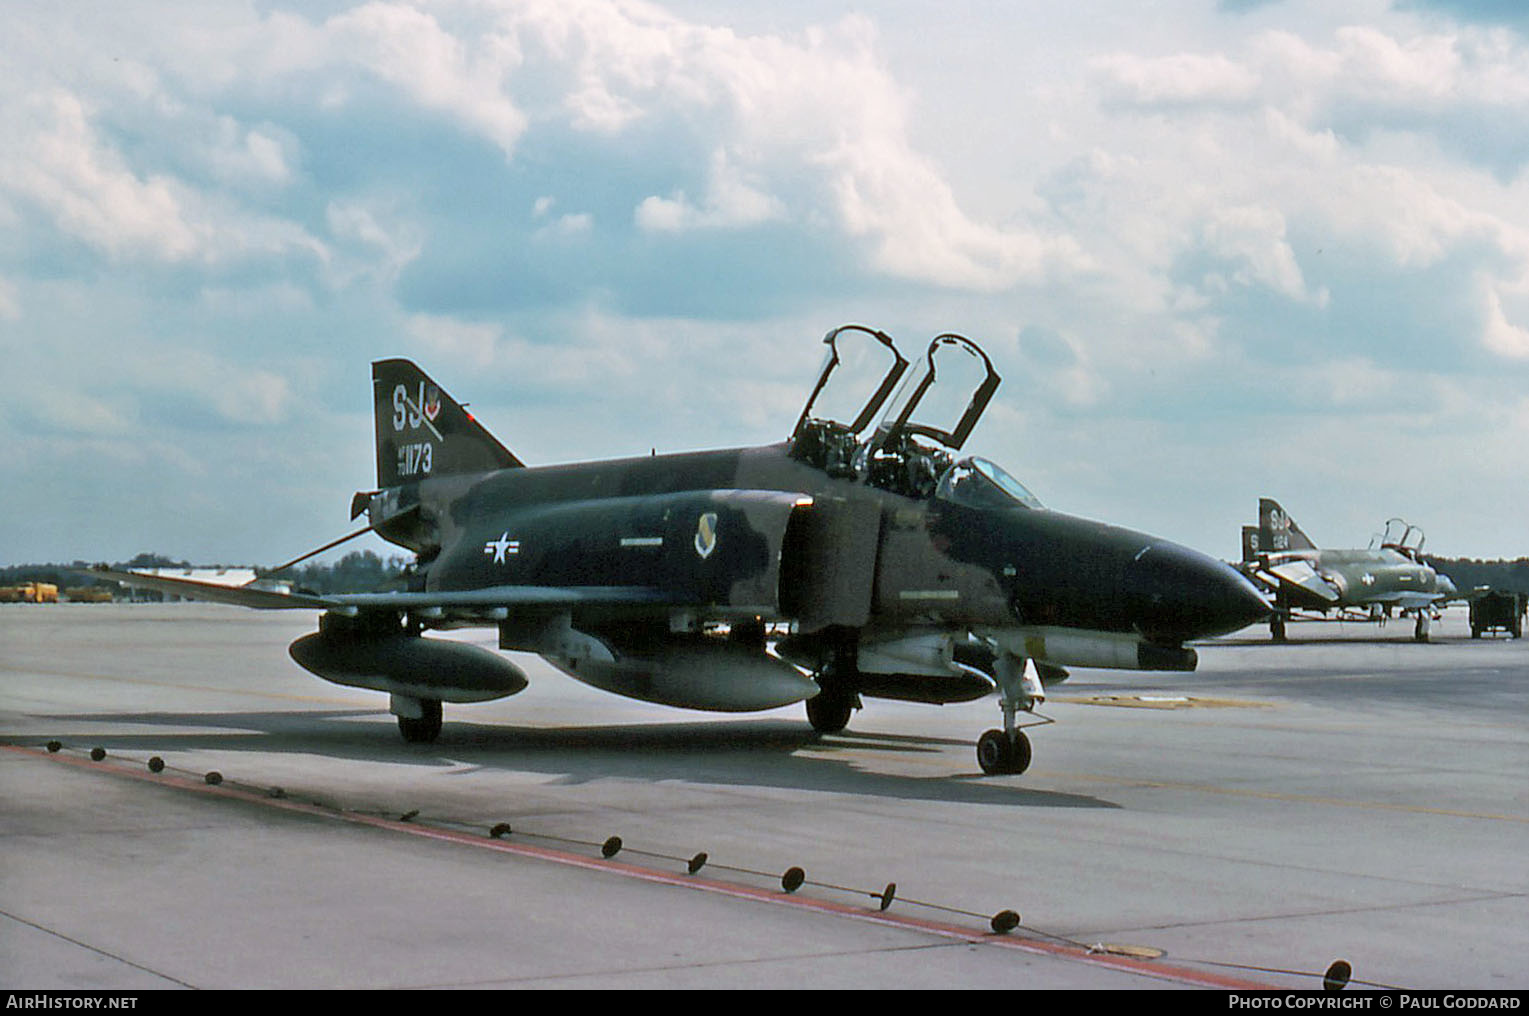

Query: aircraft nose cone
left=1128, top=542, right=1271, bottom=643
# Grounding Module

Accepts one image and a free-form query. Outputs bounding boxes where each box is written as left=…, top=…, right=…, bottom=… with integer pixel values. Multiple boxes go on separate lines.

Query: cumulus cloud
left=405, top=311, right=504, bottom=367
left=0, top=91, right=327, bottom=269
left=391, top=0, right=1084, bottom=290
left=3, top=1, right=1529, bottom=561
left=1, top=92, right=203, bottom=262
left=1483, top=279, right=1529, bottom=358
left=636, top=149, right=783, bottom=231
left=1079, top=21, right=1529, bottom=365
left=1093, top=50, right=1261, bottom=107
left=323, top=2, right=530, bottom=158
left=1200, top=203, right=1328, bottom=305
left=2, top=1, right=1092, bottom=299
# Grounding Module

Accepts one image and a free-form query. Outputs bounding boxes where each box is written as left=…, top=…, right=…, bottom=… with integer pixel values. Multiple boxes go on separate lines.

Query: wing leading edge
left=83, top=568, right=678, bottom=615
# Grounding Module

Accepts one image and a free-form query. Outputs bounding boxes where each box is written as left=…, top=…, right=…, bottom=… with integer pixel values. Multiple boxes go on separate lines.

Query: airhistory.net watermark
left=5, top=997, right=138, bottom=1010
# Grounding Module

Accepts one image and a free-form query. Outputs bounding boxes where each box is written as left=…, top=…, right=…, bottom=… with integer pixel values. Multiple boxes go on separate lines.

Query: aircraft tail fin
left=1240, top=526, right=1261, bottom=563
left=1257, top=498, right=1317, bottom=554
left=372, top=359, right=523, bottom=488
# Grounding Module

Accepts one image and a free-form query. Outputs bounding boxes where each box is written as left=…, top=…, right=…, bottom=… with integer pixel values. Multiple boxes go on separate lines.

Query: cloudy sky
left=3, top=0, right=1527, bottom=568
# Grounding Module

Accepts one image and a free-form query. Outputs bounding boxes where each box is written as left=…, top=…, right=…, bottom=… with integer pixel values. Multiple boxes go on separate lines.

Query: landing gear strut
left=977, top=651, right=1045, bottom=775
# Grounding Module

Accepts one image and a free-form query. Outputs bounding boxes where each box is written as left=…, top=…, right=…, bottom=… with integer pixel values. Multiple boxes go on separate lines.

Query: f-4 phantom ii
left=94, top=326, right=1269, bottom=775
left=1239, top=498, right=1458, bottom=643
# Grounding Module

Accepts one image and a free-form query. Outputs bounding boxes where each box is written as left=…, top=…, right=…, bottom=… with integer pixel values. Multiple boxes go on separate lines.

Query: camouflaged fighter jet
left=92, top=326, right=1269, bottom=775
left=1239, top=498, right=1458, bottom=643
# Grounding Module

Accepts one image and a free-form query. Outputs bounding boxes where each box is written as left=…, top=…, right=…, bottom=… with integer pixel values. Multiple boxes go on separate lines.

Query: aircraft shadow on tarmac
left=27, top=708, right=1115, bottom=810
left=1213, top=633, right=1475, bottom=646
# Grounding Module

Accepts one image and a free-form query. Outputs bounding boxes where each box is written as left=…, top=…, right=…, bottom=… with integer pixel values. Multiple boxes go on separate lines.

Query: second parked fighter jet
left=1240, top=498, right=1458, bottom=641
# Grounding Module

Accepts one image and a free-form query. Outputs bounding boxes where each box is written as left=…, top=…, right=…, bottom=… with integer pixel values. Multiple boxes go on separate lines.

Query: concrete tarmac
left=2, top=603, right=1525, bottom=990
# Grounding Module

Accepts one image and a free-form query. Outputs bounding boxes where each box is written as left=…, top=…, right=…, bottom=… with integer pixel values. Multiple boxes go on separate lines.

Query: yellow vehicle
left=0, top=582, right=60, bottom=603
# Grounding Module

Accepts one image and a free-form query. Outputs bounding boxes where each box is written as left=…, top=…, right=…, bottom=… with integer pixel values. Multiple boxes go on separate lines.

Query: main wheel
left=1414, top=614, right=1431, bottom=643
left=806, top=690, right=854, bottom=733
left=807, top=657, right=857, bottom=733
left=976, top=729, right=1032, bottom=775
left=398, top=699, right=443, bottom=743
left=1271, top=614, right=1287, bottom=642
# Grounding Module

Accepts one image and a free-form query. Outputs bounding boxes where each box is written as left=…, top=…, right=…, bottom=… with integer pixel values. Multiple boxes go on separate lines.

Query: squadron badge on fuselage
left=694, top=512, right=719, bottom=559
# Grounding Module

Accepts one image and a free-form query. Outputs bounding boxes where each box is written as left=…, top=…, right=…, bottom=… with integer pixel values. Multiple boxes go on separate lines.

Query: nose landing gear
left=977, top=652, right=1050, bottom=775
left=977, top=728, right=1032, bottom=775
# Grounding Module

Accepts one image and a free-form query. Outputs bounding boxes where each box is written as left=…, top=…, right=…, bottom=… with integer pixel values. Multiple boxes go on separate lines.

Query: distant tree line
left=0, top=554, right=187, bottom=590
left=259, top=550, right=411, bottom=594
left=1428, top=557, right=1529, bottom=596
left=2, top=550, right=410, bottom=595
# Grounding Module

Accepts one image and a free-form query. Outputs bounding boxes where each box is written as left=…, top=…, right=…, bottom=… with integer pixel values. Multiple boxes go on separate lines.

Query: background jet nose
left=1128, top=542, right=1271, bottom=643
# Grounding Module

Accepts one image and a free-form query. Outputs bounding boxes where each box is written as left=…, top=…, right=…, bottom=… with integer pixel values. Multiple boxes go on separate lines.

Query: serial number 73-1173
left=397, top=442, right=433, bottom=477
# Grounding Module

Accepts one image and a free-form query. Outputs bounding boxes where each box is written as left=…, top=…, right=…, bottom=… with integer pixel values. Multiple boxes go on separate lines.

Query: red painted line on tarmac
left=6, top=743, right=1273, bottom=989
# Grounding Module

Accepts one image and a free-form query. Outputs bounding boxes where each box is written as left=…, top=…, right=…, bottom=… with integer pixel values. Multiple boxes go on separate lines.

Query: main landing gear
left=393, top=695, right=443, bottom=743
left=806, top=656, right=860, bottom=734
left=805, top=642, right=1048, bottom=776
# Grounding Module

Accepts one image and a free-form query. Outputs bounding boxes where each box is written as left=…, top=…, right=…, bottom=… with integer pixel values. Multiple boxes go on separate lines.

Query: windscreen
left=936, top=458, right=1044, bottom=510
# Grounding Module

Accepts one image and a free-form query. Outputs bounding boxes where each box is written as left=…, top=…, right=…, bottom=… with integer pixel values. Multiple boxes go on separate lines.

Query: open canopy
left=1378, top=517, right=1425, bottom=559
left=789, top=326, right=1013, bottom=501
left=868, top=333, right=1001, bottom=455
left=791, top=325, right=908, bottom=441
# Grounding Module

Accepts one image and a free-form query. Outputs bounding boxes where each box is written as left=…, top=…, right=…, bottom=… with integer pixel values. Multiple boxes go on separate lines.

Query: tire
left=977, top=729, right=1031, bottom=775
left=398, top=699, right=443, bottom=743
left=806, top=691, right=853, bottom=733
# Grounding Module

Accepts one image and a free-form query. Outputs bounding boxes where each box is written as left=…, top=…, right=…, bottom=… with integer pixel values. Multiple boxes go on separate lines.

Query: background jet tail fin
left=1258, top=498, right=1317, bottom=553
left=1241, top=525, right=1261, bottom=562
left=372, top=359, right=523, bottom=488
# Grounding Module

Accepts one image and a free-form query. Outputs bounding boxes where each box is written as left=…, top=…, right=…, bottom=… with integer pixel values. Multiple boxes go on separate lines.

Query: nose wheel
left=977, top=728, right=1032, bottom=775
left=976, top=649, right=1048, bottom=775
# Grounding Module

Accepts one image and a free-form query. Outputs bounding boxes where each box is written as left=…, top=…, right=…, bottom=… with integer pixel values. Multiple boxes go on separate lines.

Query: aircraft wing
left=83, top=568, right=337, bottom=610
left=83, top=568, right=677, bottom=614
left=332, top=587, right=679, bottom=610
left=1263, top=560, right=1341, bottom=604
left=1362, top=590, right=1455, bottom=610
